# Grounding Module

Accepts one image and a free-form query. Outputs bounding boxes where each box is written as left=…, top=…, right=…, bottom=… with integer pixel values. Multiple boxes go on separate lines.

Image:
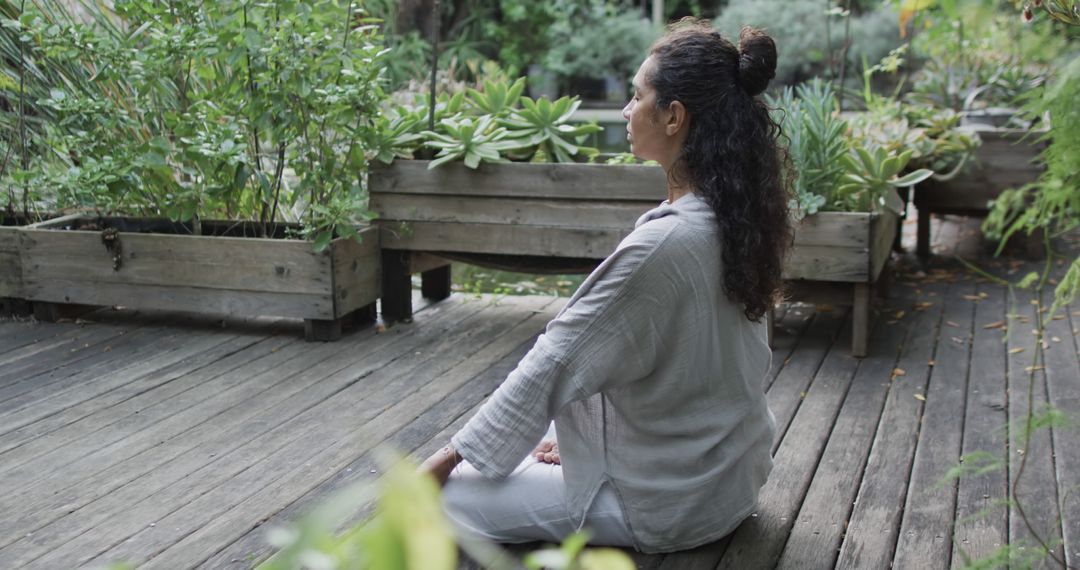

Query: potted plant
left=368, top=79, right=639, bottom=318
left=4, top=0, right=384, bottom=340
left=0, top=0, right=79, bottom=316
left=899, top=5, right=1055, bottom=256
left=371, top=78, right=929, bottom=356
left=770, top=80, right=933, bottom=356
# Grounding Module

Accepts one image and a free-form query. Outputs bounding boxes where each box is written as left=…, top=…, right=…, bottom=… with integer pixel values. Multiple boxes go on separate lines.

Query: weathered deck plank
left=1, top=298, right=486, bottom=566
left=119, top=297, right=558, bottom=570
left=1057, top=304, right=1080, bottom=570
left=891, top=278, right=977, bottom=569
left=0, top=215, right=1076, bottom=570
left=0, top=325, right=230, bottom=435
left=1006, top=286, right=1065, bottom=566
left=951, top=282, right=1009, bottom=567
left=800, top=279, right=947, bottom=570
left=718, top=300, right=906, bottom=569
left=0, top=317, right=147, bottom=388
left=765, top=309, right=848, bottom=450
left=0, top=331, right=288, bottom=471
left=168, top=295, right=557, bottom=565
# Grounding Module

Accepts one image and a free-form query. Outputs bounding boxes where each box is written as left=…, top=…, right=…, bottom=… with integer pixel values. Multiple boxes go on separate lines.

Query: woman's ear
left=666, top=100, right=687, bottom=136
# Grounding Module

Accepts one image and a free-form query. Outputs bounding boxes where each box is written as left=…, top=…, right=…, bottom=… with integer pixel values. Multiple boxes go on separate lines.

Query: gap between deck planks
left=1, top=297, right=486, bottom=566
left=111, top=296, right=559, bottom=570
left=1, top=216, right=1076, bottom=570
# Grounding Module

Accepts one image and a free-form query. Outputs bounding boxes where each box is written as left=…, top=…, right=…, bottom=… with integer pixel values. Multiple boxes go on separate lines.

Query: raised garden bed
left=782, top=205, right=899, bottom=357
left=371, top=160, right=897, bottom=356
left=1, top=216, right=27, bottom=316
left=913, top=123, right=1046, bottom=258
left=16, top=215, right=380, bottom=340
left=369, top=160, right=664, bottom=320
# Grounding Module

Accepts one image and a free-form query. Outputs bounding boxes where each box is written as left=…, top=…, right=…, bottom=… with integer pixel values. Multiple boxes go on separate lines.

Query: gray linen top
left=451, top=191, right=775, bottom=553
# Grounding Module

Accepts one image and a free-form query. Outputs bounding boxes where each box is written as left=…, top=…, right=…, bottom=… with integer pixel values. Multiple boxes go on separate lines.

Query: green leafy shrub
left=543, top=2, right=656, bottom=91
left=902, top=3, right=1066, bottom=113
left=769, top=79, right=934, bottom=217
left=1, top=0, right=387, bottom=249
left=713, top=0, right=902, bottom=85
left=984, top=54, right=1080, bottom=313
left=377, top=77, right=602, bottom=169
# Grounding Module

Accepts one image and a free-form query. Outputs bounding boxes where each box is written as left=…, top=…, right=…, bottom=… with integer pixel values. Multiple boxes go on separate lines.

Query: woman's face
left=622, top=56, right=682, bottom=166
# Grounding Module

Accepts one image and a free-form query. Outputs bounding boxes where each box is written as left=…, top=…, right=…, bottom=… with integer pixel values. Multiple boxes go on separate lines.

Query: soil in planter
left=50, top=217, right=314, bottom=240
left=2, top=213, right=49, bottom=227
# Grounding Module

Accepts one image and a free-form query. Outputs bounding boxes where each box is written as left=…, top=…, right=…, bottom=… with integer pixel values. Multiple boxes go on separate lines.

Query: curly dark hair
left=647, top=19, right=792, bottom=322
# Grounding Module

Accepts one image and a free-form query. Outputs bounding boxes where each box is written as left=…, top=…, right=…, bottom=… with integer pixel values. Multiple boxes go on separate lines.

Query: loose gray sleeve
left=451, top=223, right=683, bottom=479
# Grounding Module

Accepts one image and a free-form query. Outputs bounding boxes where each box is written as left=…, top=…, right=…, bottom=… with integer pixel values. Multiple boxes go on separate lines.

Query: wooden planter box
left=369, top=160, right=665, bottom=321
left=2, top=214, right=60, bottom=316
left=17, top=215, right=380, bottom=340
left=1, top=219, right=25, bottom=316
left=371, top=160, right=897, bottom=356
left=782, top=207, right=899, bottom=357
left=913, top=124, right=1046, bottom=257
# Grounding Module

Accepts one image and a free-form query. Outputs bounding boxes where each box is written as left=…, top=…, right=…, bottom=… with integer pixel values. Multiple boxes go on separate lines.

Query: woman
left=420, top=19, right=792, bottom=553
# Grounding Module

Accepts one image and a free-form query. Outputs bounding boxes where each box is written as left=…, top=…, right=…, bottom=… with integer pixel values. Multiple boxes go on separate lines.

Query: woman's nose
left=621, top=101, right=632, bottom=120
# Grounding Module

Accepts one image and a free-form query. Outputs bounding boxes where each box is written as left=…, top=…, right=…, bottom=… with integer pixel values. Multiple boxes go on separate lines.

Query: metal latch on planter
left=101, top=227, right=122, bottom=271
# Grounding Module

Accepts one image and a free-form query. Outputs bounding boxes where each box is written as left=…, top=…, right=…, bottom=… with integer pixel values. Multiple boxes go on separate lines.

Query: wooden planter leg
left=1, top=298, right=32, bottom=317
left=381, top=250, right=413, bottom=322
left=421, top=264, right=452, bottom=301
left=1025, top=228, right=1046, bottom=260
left=852, top=283, right=871, bottom=358
left=916, top=211, right=932, bottom=259
left=304, top=301, right=377, bottom=342
left=353, top=301, right=378, bottom=326
left=304, top=318, right=343, bottom=342
left=32, top=301, right=94, bottom=323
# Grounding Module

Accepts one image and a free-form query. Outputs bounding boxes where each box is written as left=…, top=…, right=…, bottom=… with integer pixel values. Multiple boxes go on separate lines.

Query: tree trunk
left=396, top=0, right=436, bottom=36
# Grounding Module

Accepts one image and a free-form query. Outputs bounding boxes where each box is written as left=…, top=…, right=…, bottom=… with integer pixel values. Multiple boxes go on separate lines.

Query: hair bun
left=736, top=27, right=777, bottom=96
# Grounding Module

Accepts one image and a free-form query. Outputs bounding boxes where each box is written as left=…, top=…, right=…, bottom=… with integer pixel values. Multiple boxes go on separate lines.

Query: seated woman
left=420, top=18, right=791, bottom=554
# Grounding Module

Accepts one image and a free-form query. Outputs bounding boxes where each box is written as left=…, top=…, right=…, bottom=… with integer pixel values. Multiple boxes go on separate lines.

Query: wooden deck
left=0, top=215, right=1077, bottom=569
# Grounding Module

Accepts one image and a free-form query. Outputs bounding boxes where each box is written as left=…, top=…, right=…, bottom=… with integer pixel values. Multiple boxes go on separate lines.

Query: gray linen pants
left=442, top=426, right=634, bottom=547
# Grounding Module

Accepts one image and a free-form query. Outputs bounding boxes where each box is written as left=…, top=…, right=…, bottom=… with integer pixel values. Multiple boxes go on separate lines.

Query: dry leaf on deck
left=1009, top=347, right=1025, bottom=354
left=914, top=394, right=926, bottom=401
left=983, top=321, right=1005, bottom=330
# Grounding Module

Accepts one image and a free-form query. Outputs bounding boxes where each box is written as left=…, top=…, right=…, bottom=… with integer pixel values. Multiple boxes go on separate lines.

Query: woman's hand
left=419, top=444, right=462, bottom=487
left=533, top=440, right=561, bottom=464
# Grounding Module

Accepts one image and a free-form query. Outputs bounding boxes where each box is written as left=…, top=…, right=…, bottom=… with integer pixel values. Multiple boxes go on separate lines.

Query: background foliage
left=1, top=0, right=388, bottom=249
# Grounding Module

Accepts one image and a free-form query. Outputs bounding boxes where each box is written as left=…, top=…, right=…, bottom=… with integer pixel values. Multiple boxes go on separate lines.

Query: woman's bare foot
left=533, top=440, right=560, bottom=464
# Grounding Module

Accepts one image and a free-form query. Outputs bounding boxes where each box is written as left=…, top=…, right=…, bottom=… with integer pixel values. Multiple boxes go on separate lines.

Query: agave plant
left=768, top=79, right=847, bottom=219
left=367, top=109, right=425, bottom=164
left=501, top=95, right=600, bottom=163
left=836, top=146, right=933, bottom=213
left=422, top=115, right=529, bottom=169
left=466, top=77, right=526, bottom=118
